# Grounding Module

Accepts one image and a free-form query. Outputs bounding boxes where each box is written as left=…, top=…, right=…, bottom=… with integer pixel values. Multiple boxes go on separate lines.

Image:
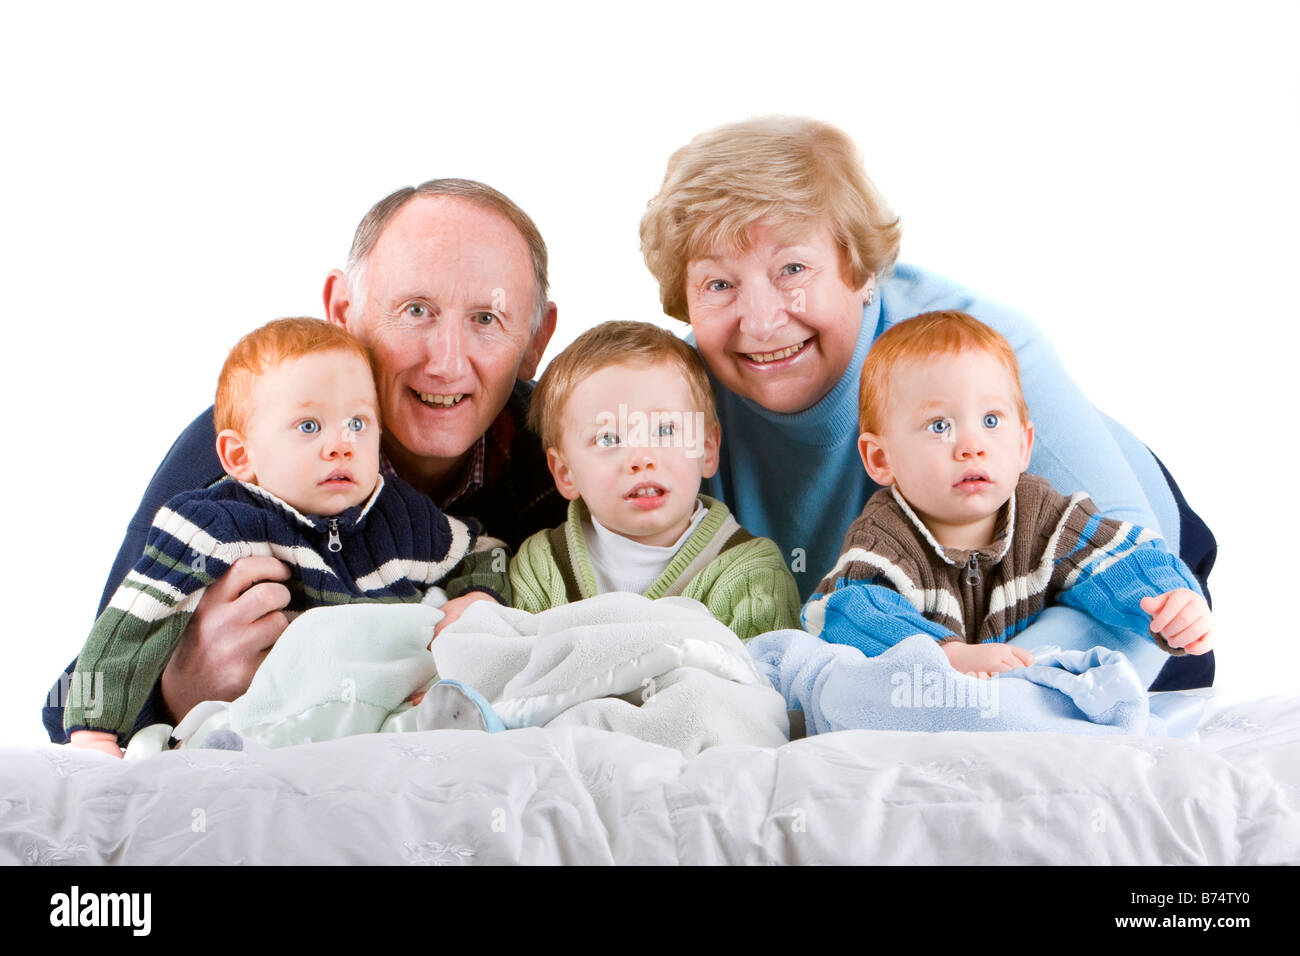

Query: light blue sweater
left=701, top=263, right=1182, bottom=684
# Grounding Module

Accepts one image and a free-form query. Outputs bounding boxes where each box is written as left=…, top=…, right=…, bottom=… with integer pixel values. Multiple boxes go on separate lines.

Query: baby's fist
left=1141, top=589, right=1214, bottom=655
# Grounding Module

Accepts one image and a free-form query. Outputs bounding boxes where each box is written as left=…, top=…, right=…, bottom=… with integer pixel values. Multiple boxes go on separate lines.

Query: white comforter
left=4, top=690, right=1297, bottom=864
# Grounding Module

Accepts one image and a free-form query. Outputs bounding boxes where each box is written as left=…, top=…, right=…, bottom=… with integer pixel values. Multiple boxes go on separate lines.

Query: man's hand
left=160, top=555, right=292, bottom=722
left=431, top=591, right=500, bottom=643
left=942, top=641, right=1035, bottom=679
left=1141, top=589, right=1214, bottom=655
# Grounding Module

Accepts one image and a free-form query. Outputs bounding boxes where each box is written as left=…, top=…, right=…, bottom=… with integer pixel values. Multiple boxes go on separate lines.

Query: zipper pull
left=328, top=518, right=342, bottom=553
left=965, top=553, right=980, bottom=586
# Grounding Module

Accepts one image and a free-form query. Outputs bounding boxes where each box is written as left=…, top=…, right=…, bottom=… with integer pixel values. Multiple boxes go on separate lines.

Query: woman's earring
left=865, top=287, right=875, bottom=307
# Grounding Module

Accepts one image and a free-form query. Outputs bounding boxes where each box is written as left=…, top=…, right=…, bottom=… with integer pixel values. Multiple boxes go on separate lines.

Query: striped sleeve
left=65, top=496, right=252, bottom=741
left=1048, top=494, right=1201, bottom=654
left=443, top=522, right=513, bottom=605
left=803, top=580, right=956, bottom=656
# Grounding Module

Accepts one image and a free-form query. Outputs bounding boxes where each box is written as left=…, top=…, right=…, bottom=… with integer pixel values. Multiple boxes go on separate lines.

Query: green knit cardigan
left=508, top=495, right=801, bottom=640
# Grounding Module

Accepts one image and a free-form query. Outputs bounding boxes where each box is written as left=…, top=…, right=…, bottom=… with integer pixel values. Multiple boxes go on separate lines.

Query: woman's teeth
left=418, top=392, right=466, bottom=407
left=744, top=340, right=807, bottom=364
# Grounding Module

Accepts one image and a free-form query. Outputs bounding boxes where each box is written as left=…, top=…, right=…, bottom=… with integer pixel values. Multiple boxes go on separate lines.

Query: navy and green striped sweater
left=65, top=474, right=505, bottom=744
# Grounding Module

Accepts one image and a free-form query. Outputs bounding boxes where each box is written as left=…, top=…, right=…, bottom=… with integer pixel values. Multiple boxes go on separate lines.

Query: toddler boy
left=802, top=310, right=1213, bottom=677
left=508, top=320, right=801, bottom=639
left=67, top=318, right=504, bottom=756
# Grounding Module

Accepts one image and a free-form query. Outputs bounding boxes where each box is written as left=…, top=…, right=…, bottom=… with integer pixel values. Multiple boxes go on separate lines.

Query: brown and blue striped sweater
left=802, top=473, right=1198, bottom=656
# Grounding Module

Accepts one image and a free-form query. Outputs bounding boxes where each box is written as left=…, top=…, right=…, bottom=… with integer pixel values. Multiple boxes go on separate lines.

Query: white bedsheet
left=4, top=690, right=1297, bottom=865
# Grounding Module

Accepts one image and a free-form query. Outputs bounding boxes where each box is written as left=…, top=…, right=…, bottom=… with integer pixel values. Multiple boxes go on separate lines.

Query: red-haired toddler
left=66, top=318, right=504, bottom=756
left=803, top=310, right=1213, bottom=677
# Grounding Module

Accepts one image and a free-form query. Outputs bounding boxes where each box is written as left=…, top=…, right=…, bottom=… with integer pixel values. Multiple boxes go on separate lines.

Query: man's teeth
left=744, top=341, right=807, bottom=364
left=418, top=392, right=466, bottom=407
left=628, top=487, right=664, bottom=498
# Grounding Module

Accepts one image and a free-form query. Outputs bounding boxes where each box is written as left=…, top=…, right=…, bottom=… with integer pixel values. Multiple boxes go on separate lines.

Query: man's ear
left=858, top=432, right=894, bottom=486
left=699, top=424, right=721, bottom=481
left=546, top=446, right=582, bottom=501
left=518, top=301, right=558, bottom=382
left=1019, top=421, right=1035, bottom=472
left=216, top=429, right=257, bottom=483
left=323, top=269, right=352, bottom=330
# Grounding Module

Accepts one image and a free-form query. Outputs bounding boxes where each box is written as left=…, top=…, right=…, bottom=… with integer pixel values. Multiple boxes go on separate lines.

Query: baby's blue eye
left=983, top=413, right=1000, bottom=429
left=926, top=418, right=951, bottom=435
left=595, top=432, right=620, bottom=448
left=347, top=417, right=366, bottom=433
left=656, top=422, right=676, bottom=438
left=297, top=419, right=320, bottom=435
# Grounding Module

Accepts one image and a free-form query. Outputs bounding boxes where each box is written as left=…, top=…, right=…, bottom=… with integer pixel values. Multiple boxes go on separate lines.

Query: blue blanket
left=748, top=631, right=1201, bottom=737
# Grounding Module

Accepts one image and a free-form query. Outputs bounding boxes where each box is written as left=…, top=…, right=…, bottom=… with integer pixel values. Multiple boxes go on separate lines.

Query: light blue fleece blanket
left=748, top=631, right=1201, bottom=738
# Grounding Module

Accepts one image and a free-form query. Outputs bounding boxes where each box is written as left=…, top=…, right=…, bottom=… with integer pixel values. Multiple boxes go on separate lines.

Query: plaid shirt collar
left=380, top=435, right=484, bottom=509
left=381, top=402, right=515, bottom=509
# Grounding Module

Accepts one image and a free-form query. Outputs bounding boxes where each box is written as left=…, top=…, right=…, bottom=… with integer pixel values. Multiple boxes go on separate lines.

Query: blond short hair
left=528, top=321, right=720, bottom=451
left=640, top=116, right=902, bottom=322
left=345, top=178, right=549, bottom=330
left=215, top=318, right=376, bottom=435
left=859, top=310, right=1030, bottom=435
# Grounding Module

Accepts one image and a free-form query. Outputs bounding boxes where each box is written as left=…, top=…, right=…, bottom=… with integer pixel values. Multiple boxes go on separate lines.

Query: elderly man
left=43, top=179, right=565, bottom=743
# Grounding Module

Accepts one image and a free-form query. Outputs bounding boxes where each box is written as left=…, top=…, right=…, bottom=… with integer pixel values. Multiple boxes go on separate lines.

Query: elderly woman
left=639, top=116, right=1214, bottom=690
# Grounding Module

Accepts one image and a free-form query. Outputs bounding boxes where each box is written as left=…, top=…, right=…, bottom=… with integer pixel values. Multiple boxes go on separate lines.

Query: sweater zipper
left=965, top=553, right=980, bottom=586
left=328, top=518, right=342, bottom=553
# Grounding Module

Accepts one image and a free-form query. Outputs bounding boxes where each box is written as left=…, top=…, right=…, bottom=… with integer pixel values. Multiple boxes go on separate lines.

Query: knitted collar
left=889, top=482, right=1016, bottom=567
left=237, top=474, right=385, bottom=534
left=563, top=494, right=733, bottom=600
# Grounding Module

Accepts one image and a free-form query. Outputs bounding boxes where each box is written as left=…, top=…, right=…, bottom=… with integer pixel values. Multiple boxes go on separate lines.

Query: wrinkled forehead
left=690, top=214, right=834, bottom=263
left=367, top=196, right=536, bottom=297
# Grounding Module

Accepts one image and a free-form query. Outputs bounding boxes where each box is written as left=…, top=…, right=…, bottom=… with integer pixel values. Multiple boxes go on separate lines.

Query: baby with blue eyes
left=801, top=310, right=1214, bottom=678
left=67, top=318, right=503, bottom=757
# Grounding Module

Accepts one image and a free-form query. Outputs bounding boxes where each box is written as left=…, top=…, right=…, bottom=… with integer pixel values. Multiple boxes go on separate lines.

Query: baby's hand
left=1140, top=589, right=1214, bottom=655
left=942, top=641, right=1035, bottom=678
left=69, top=730, right=124, bottom=759
left=431, top=591, right=501, bottom=643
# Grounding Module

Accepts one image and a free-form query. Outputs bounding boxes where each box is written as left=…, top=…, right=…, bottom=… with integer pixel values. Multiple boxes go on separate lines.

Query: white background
left=2, top=0, right=1295, bottom=745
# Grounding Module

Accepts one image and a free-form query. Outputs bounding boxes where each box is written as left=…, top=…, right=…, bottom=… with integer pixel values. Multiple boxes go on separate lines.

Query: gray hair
left=344, top=178, right=550, bottom=331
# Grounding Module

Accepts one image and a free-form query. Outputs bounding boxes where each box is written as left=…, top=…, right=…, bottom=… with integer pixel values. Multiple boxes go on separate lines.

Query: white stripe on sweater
left=353, top=515, right=474, bottom=590
left=1062, top=523, right=1160, bottom=589
left=153, top=507, right=333, bottom=574
left=123, top=568, right=187, bottom=605
left=986, top=492, right=1091, bottom=616
left=108, top=582, right=205, bottom=623
left=819, top=547, right=965, bottom=627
